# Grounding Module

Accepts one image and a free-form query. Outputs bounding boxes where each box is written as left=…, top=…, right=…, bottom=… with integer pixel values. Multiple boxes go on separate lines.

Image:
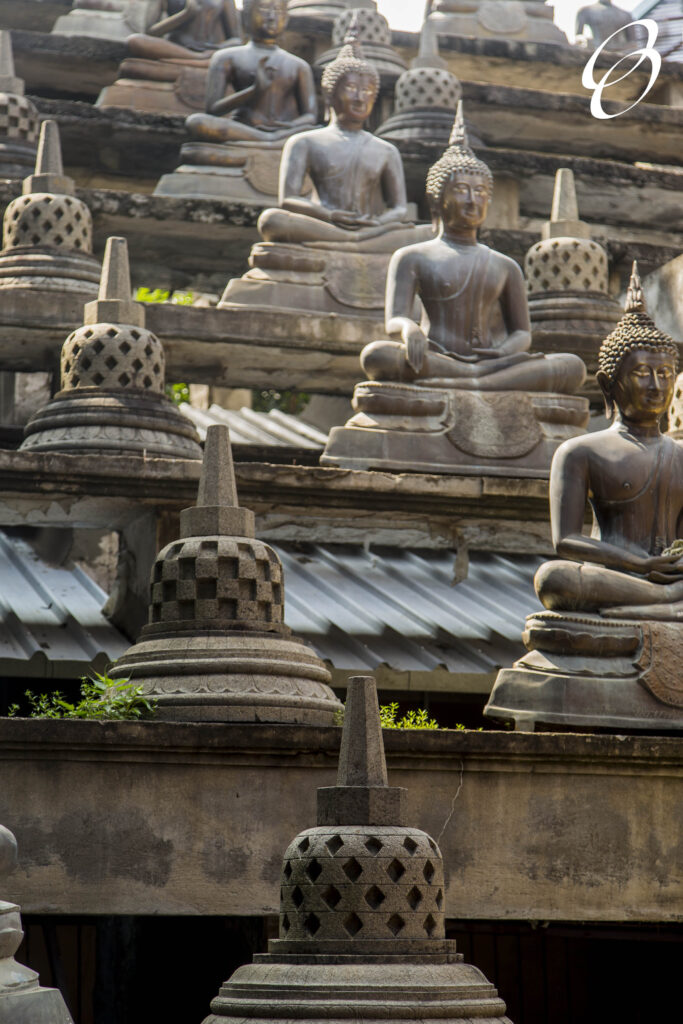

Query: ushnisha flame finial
left=447, top=99, right=469, bottom=151
left=343, top=9, right=363, bottom=56
left=624, top=260, right=646, bottom=315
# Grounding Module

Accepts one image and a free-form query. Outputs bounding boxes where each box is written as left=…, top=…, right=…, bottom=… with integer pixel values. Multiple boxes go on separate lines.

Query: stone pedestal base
left=52, top=3, right=160, bottom=40
left=0, top=986, right=73, bottom=1024
left=322, top=382, right=589, bottom=476
left=98, top=61, right=209, bottom=115
left=204, top=953, right=511, bottom=1023
left=155, top=142, right=284, bottom=206
left=428, top=3, right=568, bottom=45
left=0, top=251, right=101, bottom=324
left=220, top=222, right=430, bottom=318
left=21, top=388, right=202, bottom=459
left=110, top=628, right=341, bottom=725
left=485, top=611, right=683, bottom=731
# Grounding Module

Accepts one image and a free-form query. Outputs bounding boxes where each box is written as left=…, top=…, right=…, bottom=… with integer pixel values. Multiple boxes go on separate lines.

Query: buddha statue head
left=425, top=101, right=493, bottom=231
left=596, top=263, right=679, bottom=421
left=243, top=0, right=289, bottom=43
left=321, top=14, right=380, bottom=123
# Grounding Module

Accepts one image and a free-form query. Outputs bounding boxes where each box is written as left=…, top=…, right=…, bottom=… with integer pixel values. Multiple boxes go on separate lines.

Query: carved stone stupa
left=219, top=21, right=431, bottom=321
left=0, top=119, right=101, bottom=324
left=20, top=236, right=202, bottom=459
left=97, top=0, right=241, bottom=116
left=110, top=423, right=342, bottom=724
left=486, top=265, right=683, bottom=732
left=0, top=31, right=39, bottom=179
left=202, top=675, right=513, bottom=1023
left=52, top=1, right=163, bottom=41
left=525, top=168, right=621, bottom=393
left=315, top=7, right=407, bottom=83
left=155, top=0, right=318, bottom=206
left=0, top=823, right=74, bottom=1023
left=322, top=105, right=588, bottom=477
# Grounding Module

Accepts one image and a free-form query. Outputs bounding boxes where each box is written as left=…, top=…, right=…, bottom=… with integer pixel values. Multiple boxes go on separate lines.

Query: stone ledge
left=11, top=29, right=125, bottom=99
left=0, top=0, right=69, bottom=33
left=2, top=718, right=682, bottom=921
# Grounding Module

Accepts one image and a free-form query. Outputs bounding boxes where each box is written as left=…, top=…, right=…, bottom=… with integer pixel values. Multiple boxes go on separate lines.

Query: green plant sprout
left=7, top=672, right=157, bottom=721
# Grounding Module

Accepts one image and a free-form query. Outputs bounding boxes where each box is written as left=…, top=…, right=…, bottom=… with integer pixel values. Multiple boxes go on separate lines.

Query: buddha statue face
left=247, top=0, right=288, bottom=43
left=602, top=349, right=676, bottom=422
left=438, top=171, right=490, bottom=233
left=331, top=69, right=378, bottom=126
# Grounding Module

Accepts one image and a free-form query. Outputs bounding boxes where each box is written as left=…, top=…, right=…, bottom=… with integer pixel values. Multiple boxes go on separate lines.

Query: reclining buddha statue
left=321, top=103, right=588, bottom=475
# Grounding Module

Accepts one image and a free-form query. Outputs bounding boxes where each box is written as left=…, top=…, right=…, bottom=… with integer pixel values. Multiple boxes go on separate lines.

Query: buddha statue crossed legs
left=485, top=265, right=683, bottom=731
left=219, top=20, right=430, bottom=316
left=322, top=106, right=588, bottom=475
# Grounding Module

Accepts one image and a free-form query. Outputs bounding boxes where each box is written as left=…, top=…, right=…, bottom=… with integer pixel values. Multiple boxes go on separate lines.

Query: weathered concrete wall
left=1, top=721, right=681, bottom=922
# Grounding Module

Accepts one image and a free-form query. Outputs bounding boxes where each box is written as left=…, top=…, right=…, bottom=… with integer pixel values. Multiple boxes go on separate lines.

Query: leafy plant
left=165, top=382, right=190, bottom=406
left=7, top=672, right=157, bottom=721
left=252, top=388, right=310, bottom=416
left=135, top=287, right=194, bottom=306
left=334, top=700, right=440, bottom=730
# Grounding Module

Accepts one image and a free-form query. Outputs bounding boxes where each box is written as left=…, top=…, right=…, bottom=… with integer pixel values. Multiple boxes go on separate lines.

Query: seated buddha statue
left=320, top=103, right=588, bottom=475
left=219, top=19, right=430, bottom=316
left=360, top=104, right=585, bottom=393
left=484, top=265, right=683, bottom=731
left=535, top=266, right=683, bottom=620
left=185, top=0, right=317, bottom=153
left=127, top=0, right=240, bottom=61
left=256, top=17, right=420, bottom=253
left=98, top=0, right=241, bottom=114
left=575, top=0, right=638, bottom=48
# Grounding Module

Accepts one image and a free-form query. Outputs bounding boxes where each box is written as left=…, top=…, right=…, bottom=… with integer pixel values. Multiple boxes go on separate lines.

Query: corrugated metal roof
left=274, top=543, right=543, bottom=677
left=179, top=404, right=328, bottom=449
left=0, top=531, right=129, bottom=678
left=633, top=0, right=683, bottom=60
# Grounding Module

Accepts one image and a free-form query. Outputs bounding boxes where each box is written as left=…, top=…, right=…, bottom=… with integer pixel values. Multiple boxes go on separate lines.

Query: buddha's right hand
left=639, top=551, right=683, bottom=580
left=403, top=325, right=428, bottom=373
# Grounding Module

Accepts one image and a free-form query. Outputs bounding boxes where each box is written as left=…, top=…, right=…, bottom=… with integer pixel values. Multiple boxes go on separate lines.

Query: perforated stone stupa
left=315, top=7, right=406, bottom=83
left=0, top=119, right=100, bottom=323
left=109, top=423, right=342, bottom=724
left=0, top=31, right=39, bottom=179
left=525, top=168, right=621, bottom=389
left=20, top=236, right=202, bottom=459
left=0, top=823, right=74, bottom=1023
left=202, top=675, right=513, bottom=1022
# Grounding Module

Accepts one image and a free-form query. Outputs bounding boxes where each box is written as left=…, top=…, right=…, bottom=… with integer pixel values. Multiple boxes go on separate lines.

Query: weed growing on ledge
left=7, top=672, right=157, bottom=721
left=334, top=701, right=441, bottom=730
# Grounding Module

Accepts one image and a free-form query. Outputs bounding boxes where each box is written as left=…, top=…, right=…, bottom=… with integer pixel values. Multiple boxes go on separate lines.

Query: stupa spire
left=84, top=236, right=145, bottom=327
left=24, top=119, right=74, bottom=196
left=0, top=30, right=21, bottom=94
left=541, top=167, right=590, bottom=240
left=336, top=675, right=388, bottom=787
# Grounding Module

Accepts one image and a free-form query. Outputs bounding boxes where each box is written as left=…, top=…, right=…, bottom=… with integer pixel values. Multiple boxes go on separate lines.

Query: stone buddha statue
left=575, top=0, right=637, bottom=49
left=98, top=0, right=241, bottom=115
left=155, top=0, right=318, bottom=202
left=219, top=19, right=431, bottom=317
left=322, top=105, right=588, bottom=476
left=485, top=264, right=683, bottom=731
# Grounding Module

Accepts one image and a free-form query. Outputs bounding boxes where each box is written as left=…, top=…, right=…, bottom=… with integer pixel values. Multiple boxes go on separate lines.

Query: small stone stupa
left=0, top=31, right=39, bottom=179
left=202, top=675, right=513, bottom=1022
left=524, top=168, right=621, bottom=392
left=20, top=236, right=202, bottom=459
left=376, top=21, right=462, bottom=149
left=109, top=424, right=342, bottom=724
left=0, top=119, right=101, bottom=322
left=0, top=823, right=74, bottom=1024
left=315, top=7, right=406, bottom=86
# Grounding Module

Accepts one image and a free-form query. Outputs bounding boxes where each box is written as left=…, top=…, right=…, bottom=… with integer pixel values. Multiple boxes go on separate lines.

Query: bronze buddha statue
left=485, top=265, right=683, bottom=731
left=321, top=105, right=588, bottom=476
